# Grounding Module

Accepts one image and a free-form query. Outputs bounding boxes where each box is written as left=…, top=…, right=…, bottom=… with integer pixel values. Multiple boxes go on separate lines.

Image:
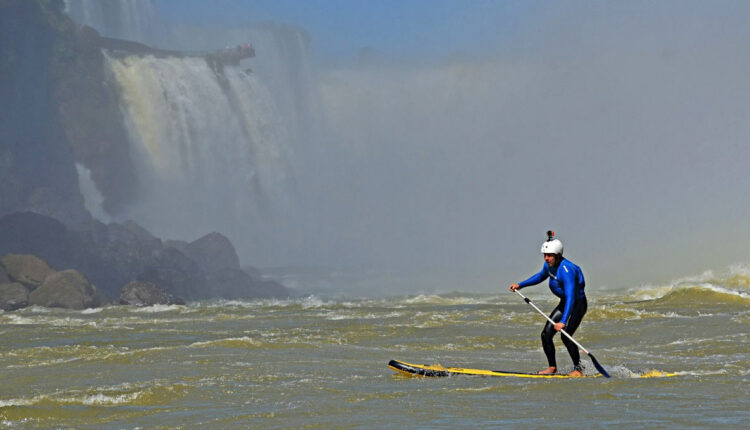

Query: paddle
left=514, top=289, right=611, bottom=378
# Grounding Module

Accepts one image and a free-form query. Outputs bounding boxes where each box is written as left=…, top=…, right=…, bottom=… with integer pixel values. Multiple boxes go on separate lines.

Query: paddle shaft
left=514, top=290, right=589, bottom=353
left=514, top=289, right=611, bottom=377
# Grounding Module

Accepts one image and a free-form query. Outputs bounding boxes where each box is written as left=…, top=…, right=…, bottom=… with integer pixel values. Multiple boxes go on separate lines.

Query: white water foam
left=129, top=304, right=184, bottom=313
left=188, top=336, right=262, bottom=348
left=630, top=281, right=750, bottom=301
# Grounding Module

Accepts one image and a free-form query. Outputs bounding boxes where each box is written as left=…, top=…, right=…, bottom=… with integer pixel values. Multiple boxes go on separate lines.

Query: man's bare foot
left=567, top=369, right=583, bottom=377
left=537, top=366, right=557, bottom=375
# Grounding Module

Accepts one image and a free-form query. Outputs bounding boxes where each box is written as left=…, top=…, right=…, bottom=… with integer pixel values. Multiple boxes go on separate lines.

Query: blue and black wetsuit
left=517, top=258, right=587, bottom=369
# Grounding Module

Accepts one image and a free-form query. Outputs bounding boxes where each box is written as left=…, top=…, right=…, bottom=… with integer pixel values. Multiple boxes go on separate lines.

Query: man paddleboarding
left=509, top=231, right=587, bottom=377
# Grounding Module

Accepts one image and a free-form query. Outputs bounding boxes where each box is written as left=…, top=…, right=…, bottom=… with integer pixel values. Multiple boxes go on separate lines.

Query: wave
left=622, top=263, right=750, bottom=304
left=0, top=381, right=187, bottom=408
left=586, top=307, right=687, bottom=322
left=602, top=365, right=679, bottom=378
left=189, top=336, right=263, bottom=349
left=401, top=294, right=500, bottom=306
left=629, top=283, right=750, bottom=306
left=129, top=304, right=185, bottom=313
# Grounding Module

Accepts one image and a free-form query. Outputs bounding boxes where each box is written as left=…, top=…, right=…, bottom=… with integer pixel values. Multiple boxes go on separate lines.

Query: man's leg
left=539, top=304, right=563, bottom=373
left=560, top=297, right=588, bottom=372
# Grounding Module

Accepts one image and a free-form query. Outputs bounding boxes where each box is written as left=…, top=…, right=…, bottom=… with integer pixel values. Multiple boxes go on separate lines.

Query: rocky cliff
left=0, top=212, right=295, bottom=307
left=0, top=1, right=296, bottom=303
left=0, top=0, right=89, bottom=226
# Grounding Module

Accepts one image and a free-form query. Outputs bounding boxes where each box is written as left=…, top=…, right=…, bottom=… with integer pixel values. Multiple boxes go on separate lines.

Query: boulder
left=0, top=213, right=73, bottom=268
left=119, top=281, right=176, bottom=306
left=0, top=264, right=9, bottom=283
left=0, top=212, right=110, bottom=292
left=183, top=232, right=240, bottom=273
left=119, top=220, right=161, bottom=245
left=199, top=268, right=294, bottom=300
left=87, top=220, right=164, bottom=294
left=137, top=247, right=203, bottom=300
left=29, top=269, right=104, bottom=309
left=241, top=265, right=263, bottom=278
left=0, top=213, right=167, bottom=300
left=0, top=213, right=293, bottom=304
left=164, top=239, right=188, bottom=254
left=0, top=254, right=55, bottom=288
left=254, top=278, right=295, bottom=299
left=0, top=282, right=30, bottom=311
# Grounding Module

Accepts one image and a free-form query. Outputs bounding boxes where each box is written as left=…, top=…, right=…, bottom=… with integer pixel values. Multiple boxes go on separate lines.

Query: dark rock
left=0, top=0, right=92, bottom=227
left=0, top=212, right=293, bottom=304
left=0, top=282, right=30, bottom=311
left=55, top=19, right=138, bottom=216
left=0, top=254, right=56, bottom=289
left=199, top=268, right=294, bottom=300
left=164, top=239, right=188, bottom=254
left=119, top=220, right=160, bottom=244
left=183, top=232, right=240, bottom=273
left=252, top=278, right=296, bottom=299
left=137, top=247, right=203, bottom=301
left=0, top=213, right=169, bottom=300
left=0, top=264, right=9, bottom=283
left=0, top=212, right=80, bottom=266
left=241, top=265, right=263, bottom=278
left=119, top=281, right=174, bottom=306
left=153, top=247, right=202, bottom=274
left=0, top=212, right=118, bottom=297
left=29, top=269, right=104, bottom=309
left=78, top=219, right=164, bottom=292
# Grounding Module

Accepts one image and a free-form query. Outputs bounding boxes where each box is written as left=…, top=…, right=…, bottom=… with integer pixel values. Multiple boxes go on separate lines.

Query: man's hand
left=554, top=322, right=565, bottom=332
left=509, top=284, right=520, bottom=292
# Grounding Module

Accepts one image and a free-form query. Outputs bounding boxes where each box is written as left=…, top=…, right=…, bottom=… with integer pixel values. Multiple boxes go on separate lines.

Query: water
left=2, top=278, right=749, bottom=428
left=104, top=53, right=292, bottom=252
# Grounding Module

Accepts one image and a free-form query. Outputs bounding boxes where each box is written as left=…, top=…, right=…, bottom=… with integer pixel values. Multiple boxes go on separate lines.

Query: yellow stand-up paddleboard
left=388, top=359, right=676, bottom=379
left=388, top=359, right=592, bottom=379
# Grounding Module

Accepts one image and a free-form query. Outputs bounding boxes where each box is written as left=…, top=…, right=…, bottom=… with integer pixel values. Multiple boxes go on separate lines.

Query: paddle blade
left=588, top=353, right=611, bottom=378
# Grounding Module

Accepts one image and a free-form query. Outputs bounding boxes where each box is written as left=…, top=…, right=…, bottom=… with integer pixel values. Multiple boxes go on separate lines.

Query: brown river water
left=2, top=269, right=749, bottom=428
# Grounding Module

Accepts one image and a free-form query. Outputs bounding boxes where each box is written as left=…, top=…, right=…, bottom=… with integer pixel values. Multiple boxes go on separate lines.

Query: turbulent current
left=2, top=271, right=749, bottom=428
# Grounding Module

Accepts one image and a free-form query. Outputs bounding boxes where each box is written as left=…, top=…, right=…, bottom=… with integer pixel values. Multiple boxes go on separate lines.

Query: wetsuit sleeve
left=517, top=265, right=549, bottom=288
left=559, top=264, right=577, bottom=325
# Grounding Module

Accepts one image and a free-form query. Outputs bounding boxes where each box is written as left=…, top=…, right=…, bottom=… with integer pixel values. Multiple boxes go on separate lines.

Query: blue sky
left=155, top=0, right=539, bottom=59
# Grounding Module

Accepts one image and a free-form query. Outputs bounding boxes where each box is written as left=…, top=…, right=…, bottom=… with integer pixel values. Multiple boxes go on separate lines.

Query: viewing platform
left=100, top=37, right=255, bottom=67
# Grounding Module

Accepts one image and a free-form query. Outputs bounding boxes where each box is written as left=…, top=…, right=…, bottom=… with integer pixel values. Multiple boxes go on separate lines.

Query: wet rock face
left=183, top=232, right=241, bottom=274
left=119, top=281, right=176, bottom=306
left=0, top=264, right=9, bottom=284
left=199, top=268, right=295, bottom=301
left=0, top=254, right=56, bottom=288
left=0, top=282, right=30, bottom=311
left=0, top=212, right=294, bottom=308
left=28, top=269, right=104, bottom=310
left=0, top=0, right=93, bottom=227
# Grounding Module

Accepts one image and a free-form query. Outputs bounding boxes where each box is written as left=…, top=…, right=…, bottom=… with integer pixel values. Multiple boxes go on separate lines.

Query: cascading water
left=62, top=0, right=322, bottom=265
left=105, top=53, right=292, bottom=253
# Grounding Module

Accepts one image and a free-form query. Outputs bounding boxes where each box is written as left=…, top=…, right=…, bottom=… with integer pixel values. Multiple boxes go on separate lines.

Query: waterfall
left=76, top=163, right=110, bottom=223
left=63, top=0, right=321, bottom=265
left=105, top=53, right=292, bottom=254
left=169, top=22, right=323, bottom=156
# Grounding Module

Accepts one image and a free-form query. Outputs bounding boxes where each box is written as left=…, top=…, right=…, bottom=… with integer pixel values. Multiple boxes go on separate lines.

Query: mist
left=74, top=1, right=750, bottom=293
left=281, top=1, right=748, bottom=290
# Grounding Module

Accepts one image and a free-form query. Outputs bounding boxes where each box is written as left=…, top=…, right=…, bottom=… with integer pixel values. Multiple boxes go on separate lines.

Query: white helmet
left=541, top=239, right=563, bottom=255
left=541, top=230, right=563, bottom=255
